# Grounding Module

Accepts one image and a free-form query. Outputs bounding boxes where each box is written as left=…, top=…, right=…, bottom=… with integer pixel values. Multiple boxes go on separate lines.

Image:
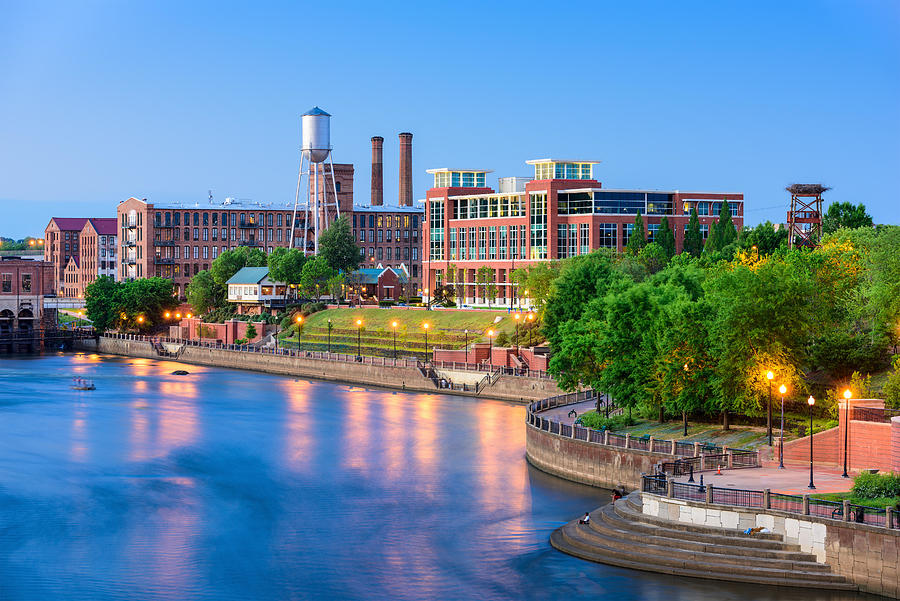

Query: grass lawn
left=302, top=307, right=516, bottom=339
left=811, top=491, right=900, bottom=509
left=58, top=311, right=92, bottom=327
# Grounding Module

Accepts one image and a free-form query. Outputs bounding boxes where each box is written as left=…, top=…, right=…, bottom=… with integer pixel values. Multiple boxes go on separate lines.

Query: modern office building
left=117, top=167, right=354, bottom=299
left=422, top=158, right=743, bottom=305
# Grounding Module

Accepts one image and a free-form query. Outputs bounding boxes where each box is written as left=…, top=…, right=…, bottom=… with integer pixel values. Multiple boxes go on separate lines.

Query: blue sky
left=1, top=0, right=898, bottom=238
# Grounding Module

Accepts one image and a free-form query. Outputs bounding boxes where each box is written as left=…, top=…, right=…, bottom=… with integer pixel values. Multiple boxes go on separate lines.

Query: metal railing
left=641, top=475, right=898, bottom=530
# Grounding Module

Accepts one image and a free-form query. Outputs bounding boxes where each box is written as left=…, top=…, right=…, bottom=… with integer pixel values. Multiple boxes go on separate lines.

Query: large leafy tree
left=705, top=201, right=737, bottom=253
left=656, top=216, right=676, bottom=259
left=85, top=276, right=178, bottom=332
left=625, top=211, right=647, bottom=256
left=683, top=208, right=703, bottom=257
left=317, top=215, right=360, bottom=273
left=210, top=246, right=267, bottom=287
left=739, top=221, right=788, bottom=255
left=822, top=201, right=873, bottom=234
left=185, top=270, right=224, bottom=315
left=268, top=247, right=308, bottom=302
left=638, top=242, right=668, bottom=274
left=300, top=255, right=334, bottom=300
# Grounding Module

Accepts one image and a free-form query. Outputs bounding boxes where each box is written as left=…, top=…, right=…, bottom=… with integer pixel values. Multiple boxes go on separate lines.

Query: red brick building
left=0, top=257, right=54, bottom=337
left=352, top=205, right=423, bottom=291
left=44, top=217, right=88, bottom=295
left=423, top=159, right=744, bottom=306
left=116, top=165, right=353, bottom=299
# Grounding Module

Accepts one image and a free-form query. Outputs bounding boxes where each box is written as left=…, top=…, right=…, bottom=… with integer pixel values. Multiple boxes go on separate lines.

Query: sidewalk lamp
left=487, top=329, right=495, bottom=368
left=136, top=316, right=144, bottom=324
left=327, top=318, right=333, bottom=353
left=356, top=319, right=363, bottom=359
left=842, top=388, right=852, bottom=478
left=808, top=395, right=816, bottom=490
left=514, top=313, right=521, bottom=352
left=464, top=329, right=469, bottom=363
left=779, top=384, right=787, bottom=469
left=391, top=320, right=398, bottom=359
left=766, top=370, right=774, bottom=447
left=164, top=311, right=171, bottom=319
left=423, top=322, right=430, bottom=363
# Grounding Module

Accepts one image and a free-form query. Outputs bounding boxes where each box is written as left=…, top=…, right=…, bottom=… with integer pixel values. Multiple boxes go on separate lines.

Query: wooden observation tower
left=786, top=184, right=828, bottom=249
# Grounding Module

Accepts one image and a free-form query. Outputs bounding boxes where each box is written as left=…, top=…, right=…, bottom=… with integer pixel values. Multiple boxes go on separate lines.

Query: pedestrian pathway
left=674, top=466, right=853, bottom=495
left=540, top=400, right=600, bottom=425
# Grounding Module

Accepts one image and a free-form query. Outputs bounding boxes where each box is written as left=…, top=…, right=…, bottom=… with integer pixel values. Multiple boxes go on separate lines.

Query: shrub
left=494, top=331, right=510, bottom=347
left=301, top=301, right=326, bottom=315
left=577, top=411, right=636, bottom=431
left=379, top=300, right=396, bottom=307
left=441, top=299, right=456, bottom=308
left=851, top=472, right=900, bottom=501
left=234, top=338, right=248, bottom=345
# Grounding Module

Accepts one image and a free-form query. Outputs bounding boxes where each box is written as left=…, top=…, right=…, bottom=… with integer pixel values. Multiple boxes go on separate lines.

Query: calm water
left=0, top=354, right=869, bottom=601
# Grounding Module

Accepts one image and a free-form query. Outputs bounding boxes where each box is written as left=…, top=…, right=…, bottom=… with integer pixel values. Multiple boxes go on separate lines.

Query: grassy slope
left=302, top=307, right=515, bottom=338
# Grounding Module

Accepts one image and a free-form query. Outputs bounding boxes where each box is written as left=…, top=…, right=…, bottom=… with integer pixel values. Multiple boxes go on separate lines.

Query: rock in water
left=171, top=370, right=190, bottom=375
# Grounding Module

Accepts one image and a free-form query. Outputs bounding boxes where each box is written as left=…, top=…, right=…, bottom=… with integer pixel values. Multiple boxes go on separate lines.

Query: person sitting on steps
left=579, top=512, right=591, bottom=525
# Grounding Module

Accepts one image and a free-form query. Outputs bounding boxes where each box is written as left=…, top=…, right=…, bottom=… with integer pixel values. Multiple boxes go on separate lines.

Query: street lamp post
left=356, top=319, right=362, bottom=360
left=808, top=395, right=816, bottom=489
left=423, top=323, right=429, bottom=363
left=779, top=384, right=787, bottom=469
left=842, top=388, right=852, bottom=478
left=391, top=321, right=398, bottom=359
left=766, top=370, right=774, bottom=446
left=487, top=329, right=495, bottom=369
left=514, top=313, right=520, bottom=353
left=327, top=318, right=333, bottom=353
left=464, top=329, right=468, bottom=364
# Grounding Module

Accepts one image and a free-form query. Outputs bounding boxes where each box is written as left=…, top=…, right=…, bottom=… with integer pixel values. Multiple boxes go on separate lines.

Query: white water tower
left=289, top=106, right=342, bottom=254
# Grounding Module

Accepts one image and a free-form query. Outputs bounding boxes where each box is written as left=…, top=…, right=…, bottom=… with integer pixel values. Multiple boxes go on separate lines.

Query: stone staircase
left=550, top=492, right=857, bottom=592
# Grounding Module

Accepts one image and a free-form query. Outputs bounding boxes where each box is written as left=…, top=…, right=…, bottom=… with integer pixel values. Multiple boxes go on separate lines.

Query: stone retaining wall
left=76, top=337, right=561, bottom=403
left=643, top=493, right=900, bottom=598
left=525, top=423, right=674, bottom=490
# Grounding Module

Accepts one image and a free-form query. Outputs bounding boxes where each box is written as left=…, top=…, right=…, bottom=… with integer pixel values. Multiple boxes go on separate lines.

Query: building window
left=449, top=228, right=457, bottom=260
left=509, top=226, right=517, bottom=259
left=386, top=247, right=392, bottom=261
left=193, top=246, right=199, bottom=259
left=489, top=226, right=497, bottom=260
left=598, top=223, right=617, bottom=249
left=647, top=223, right=660, bottom=243
left=202, top=228, right=208, bottom=241
left=21, top=274, right=31, bottom=292
left=429, top=199, right=444, bottom=261
left=580, top=223, right=589, bottom=255
left=623, top=224, right=635, bottom=247
left=477, top=227, right=487, bottom=260
left=386, top=229, right=392, bottom=242
left=368, top=230, right=374, bottom=243
left=378, top=230, right=384, bottom=243
left=1, top=274, right=11, bottom=293
left=376, top=247, right=383, bottom=261
left=202, top=246, right=209, bottom=259
left=529, top=193, right=547, bottom=259
left=701, top=224, right=710, bottom=240
left=698, top=202, right=709, bottom=216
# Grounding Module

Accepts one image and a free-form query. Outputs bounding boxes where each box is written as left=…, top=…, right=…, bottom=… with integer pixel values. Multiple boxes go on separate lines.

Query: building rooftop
left=425, top=168, right=494, bottom=174
left=352, top=204, right=423, bottom=213
left=226, top=267, right=270, bottom=285
left=49, top=217, right=90, bottom=231
left=525, top=159, right=601, bottom=165
left=352, top=267, right=409, bottom=284
left=88, top=218, right=118, bottom=236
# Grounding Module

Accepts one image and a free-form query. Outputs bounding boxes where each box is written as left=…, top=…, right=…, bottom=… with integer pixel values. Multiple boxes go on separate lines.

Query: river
left=0, top=354, right=866, bottom=600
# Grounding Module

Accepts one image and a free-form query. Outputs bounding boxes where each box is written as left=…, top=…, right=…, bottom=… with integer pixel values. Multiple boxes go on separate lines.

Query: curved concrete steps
left=550, top=493, right=857, bottom=592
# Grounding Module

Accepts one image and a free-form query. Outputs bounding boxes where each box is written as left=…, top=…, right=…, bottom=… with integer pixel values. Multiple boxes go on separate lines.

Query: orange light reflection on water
left=342, top=388, right=372, bottom=472
left=279, top=379, right=313, bottom=472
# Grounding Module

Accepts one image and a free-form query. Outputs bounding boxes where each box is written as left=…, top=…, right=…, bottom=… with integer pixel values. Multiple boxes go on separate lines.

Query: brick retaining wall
left=525, top=423, right=675, bottom=490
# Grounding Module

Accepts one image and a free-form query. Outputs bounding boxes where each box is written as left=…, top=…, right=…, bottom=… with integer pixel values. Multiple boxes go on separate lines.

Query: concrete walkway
left=674, top=465, right=853, bottom=495
left=541, top=399, right=601, bottom=425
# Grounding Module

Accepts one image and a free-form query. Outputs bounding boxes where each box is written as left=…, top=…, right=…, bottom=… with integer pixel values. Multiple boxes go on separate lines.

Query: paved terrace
left=674, top=465, right=853, bottom=495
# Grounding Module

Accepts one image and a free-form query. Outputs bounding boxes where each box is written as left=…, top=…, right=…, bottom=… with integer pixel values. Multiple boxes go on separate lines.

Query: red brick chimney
left=399, top=132, right=413, bottom=207
left=370, top=136, right=383, bottom=206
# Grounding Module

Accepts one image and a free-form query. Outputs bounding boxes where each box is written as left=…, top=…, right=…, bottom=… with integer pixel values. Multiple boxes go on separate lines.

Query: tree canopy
left=210, top=246, right=267, bottom=287
left=85, top=276, right=178, bottom=332
left=317, top=215, right=360, bottom=273
left=822, top=201, right=873, bottom=233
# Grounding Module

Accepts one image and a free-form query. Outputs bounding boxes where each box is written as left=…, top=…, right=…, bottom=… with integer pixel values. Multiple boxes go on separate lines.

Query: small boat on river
left=71, top=377, right=96, bottom=391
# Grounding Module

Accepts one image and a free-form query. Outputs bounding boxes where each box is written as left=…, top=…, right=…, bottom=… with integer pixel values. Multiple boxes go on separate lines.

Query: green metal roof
left=226, top=267, right=269, bottom=285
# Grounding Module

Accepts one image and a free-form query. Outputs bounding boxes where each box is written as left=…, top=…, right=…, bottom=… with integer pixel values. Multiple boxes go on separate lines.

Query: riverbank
left=74, top=336, right=562, bottom=403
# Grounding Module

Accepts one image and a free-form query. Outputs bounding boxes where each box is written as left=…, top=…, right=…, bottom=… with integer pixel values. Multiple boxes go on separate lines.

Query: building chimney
left=399, top=132, right=413, bottom=207
left=370, top=136, right=384, bottom=206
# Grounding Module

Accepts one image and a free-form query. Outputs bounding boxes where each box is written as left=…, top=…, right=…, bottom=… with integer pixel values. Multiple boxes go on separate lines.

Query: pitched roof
left=88, top=218, right=117, bottom=236
left=65, top=256, right=80, bottom=268
left=352, top=267, right=408, bottom=284
left=50, top=217, right=89, bottom=231
left=226, top=267, right=269, bottom=285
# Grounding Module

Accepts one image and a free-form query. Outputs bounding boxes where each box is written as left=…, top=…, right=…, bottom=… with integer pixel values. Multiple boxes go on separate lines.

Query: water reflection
left=0, top=355, right=868, bottom=601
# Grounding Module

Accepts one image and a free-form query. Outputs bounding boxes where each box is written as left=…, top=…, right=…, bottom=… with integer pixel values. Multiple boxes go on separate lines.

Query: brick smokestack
left=370, top=136, right=384, bottom=206
left=399, top=132, right=413, bottom=207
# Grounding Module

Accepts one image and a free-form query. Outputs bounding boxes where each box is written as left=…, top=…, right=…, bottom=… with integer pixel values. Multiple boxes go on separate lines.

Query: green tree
left=510, top=268, right=528, bottom=307
left=317, top=215, right=360, bottom=273
left=211, top=246, right=267, bottom=287
left=84, top=275, right=120, bottom=333
left=656, top=216, right=675, bottom=259
left=475, top=266, right=493, bottom=306
left=300, top=256, right=333, bottom=300
left=884, top=356, right=900, bottom=409
left=244, top=322, right=258, bottom=341
left=683, top=208, right=703, bottom=257
left=185, top=269, right=224, bottom=315
left=523, top=263, right=559, bottom=312
left=638, top=242, right=668, bottom=274
left=625, top=211, right=647, bottom=256
left=705, top=201, right=736, bottom=253
left=268, top=247, right=308, bottom=303
left=822, top=201, right=873, bottom=234
left=739, top=221, right=788, bottom=256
